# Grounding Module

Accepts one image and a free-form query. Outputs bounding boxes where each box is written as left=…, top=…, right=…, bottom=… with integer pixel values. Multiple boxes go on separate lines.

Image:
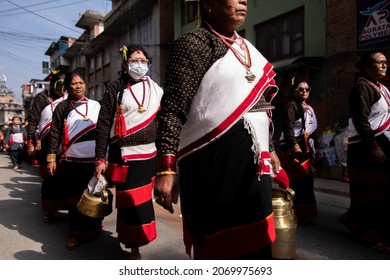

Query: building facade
left=35, top=0, right=390, bottom=135
left=22, top=79, right=49, bottom=119
left=0, top=75, right=25, bottom=128
left=177, top=0, right=390, bottom=135
left=44, top=0, right=174, bottom=102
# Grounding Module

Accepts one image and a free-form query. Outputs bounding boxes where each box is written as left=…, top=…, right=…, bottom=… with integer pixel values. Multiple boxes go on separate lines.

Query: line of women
left=27, top=45, right=163, bottom=258
left=25, top=0, right=390, bottom=259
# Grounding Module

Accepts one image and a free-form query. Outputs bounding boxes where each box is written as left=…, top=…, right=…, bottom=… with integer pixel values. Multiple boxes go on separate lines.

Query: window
left=182, top=1, right=197, bottom=25
left=139, top=14, right=152, bottom=44
left=89, top=87, right=95, bottom=100
left=255, top=8, right=304, bottom=61
left=103, top=47, right=110, bottom=65
left=96, top=83, right=105, bottom=101
left=96, top=53, right=102, bottom=69
left=89, top=58, right=95, bottom=72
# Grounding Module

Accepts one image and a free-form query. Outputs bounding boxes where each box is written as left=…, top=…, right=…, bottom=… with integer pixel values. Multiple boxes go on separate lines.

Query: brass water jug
left=77, top=188, right=113, bottom=218
left=271, top=187, right=297, bottom=259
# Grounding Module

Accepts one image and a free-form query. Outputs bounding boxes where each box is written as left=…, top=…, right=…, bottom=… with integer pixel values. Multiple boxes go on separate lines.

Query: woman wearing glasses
left=340, top=51, right=390, bottom=253
left=279, top=78, right=319, bottom=225
left=94, top=44, right=163, bottom=259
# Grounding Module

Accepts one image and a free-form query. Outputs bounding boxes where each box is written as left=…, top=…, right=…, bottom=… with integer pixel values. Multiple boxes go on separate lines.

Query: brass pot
left=271, top=187, right=297, bottom=259
left=77, top=188, right=113, bottom=218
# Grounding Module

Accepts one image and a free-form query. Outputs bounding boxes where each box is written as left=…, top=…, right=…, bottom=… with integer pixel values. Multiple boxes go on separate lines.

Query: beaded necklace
left=70, top=98, right=90, bottom=120
left=206, top=22, right=256, bottom=82
left=127, top=80, right=146, bottom=113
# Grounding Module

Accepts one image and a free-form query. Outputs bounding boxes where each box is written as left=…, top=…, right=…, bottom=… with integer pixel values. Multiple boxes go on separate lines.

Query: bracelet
left=46, top=153, right=57, bottom=163
left=95, top=159, right=105, bottom=166
left=292, top=144, right=301, bottom=152
left=156, top=171, right=178, bottom=176
left=157, top=154, right=177, bottom=173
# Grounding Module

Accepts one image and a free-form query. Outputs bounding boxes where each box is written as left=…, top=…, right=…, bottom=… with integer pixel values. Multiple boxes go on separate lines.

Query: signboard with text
left=357, top=0, right=390, bottom=50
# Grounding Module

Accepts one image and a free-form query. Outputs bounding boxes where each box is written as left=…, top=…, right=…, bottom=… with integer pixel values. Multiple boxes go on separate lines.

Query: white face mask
left=128, top=63, right=148, bottom=80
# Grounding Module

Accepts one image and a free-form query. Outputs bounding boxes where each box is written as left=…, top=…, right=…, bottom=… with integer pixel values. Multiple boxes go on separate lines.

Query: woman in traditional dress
left=279, top=79, right=319, bottom=225
left=153, top=0, right=288, bottom=260
left=94, top=45, right=163, bottom=259
left=46, top=70, right=102, bottom=250
left=5, top=116, right=27, bottom=170
left=340, top=51, right=390, bottom=254
left=26, top=70, right=68, bottom=222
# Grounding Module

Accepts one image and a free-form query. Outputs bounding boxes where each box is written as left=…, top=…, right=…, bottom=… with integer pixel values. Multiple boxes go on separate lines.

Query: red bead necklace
left=127, top=80, right=146, bottom=113
left=206, top=22, right=256, bottom=82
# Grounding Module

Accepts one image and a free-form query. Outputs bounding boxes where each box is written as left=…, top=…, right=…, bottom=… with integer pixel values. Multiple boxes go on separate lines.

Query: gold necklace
left=206, top=22, right=256, bottom=82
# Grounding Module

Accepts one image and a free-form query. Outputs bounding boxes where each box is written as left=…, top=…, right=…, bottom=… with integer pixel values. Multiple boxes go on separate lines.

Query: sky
left=0, top=0, right=112, bottom=102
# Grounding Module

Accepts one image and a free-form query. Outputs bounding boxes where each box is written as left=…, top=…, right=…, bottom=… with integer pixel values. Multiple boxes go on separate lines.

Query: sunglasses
left=296, top=86, right=311, bottom=92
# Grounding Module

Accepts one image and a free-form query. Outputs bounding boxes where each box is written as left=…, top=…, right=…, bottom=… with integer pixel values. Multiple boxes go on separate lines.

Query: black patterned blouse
left=349, top=75, right=382, bottom=146
left=156, top=24, right=275, bottom=156
left=94, top=77, right=159, bottom=160
left=26, top=91, right=57, bottom=141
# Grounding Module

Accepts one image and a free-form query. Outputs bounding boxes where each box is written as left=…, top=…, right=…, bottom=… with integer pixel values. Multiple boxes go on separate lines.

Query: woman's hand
left=371, top=147, right=387, bottom=164
left=47, top=162, right=57, bottom=176
left=35, top=141, right=41, bottom=151
left=270, top=151, right=290, bottom=189
left=95, top=161, right=106, bottom=179
left=270, top=151, right=281, bottom=174
left=154, top=174, right=179, bottom=214
left=27, top=145, right=35, bottom=157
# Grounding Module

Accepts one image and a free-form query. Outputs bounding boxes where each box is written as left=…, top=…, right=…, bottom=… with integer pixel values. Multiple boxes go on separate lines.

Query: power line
left=0, top=0, right=56, bottom=13
left=0, top=30, right=56, bottom=42
left=4, top=0, right=83, bottom=34
left=0, top=0, right=91, bottom=17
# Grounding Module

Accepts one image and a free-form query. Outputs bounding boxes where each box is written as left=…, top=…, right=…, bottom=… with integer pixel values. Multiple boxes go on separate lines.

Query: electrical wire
left=0, top=0, right=110, bottom=95
left=4, top=0, right=83, bottom=34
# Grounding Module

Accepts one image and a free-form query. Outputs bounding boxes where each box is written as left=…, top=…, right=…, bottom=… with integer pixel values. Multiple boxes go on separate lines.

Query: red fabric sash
left=106, top=163, right=129, bottom=183
left=183, top=213, right=275, bottom=259
left=116, top=179, right=154, bottom=208
left=117, top=220, right=157, bottom=247
left=62, top=120, right=69, bottom=151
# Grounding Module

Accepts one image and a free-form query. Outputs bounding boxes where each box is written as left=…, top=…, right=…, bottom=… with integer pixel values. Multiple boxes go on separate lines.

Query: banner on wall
left=357, top=0, right=390, bottom=50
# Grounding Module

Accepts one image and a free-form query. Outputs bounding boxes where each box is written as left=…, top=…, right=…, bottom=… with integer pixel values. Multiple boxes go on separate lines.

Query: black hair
left=358, top=51, right=384, bottom=74
left=120, top=44, right=149, bottom=75
left=64, top=70, right=85, bottom=91
left=126, top=44, right=149, bottom=60
left=291, top=77, right=307, bottom=92
left=49, top=71, right=65, bottom=92
left=199, top=0, right=207, bottom=21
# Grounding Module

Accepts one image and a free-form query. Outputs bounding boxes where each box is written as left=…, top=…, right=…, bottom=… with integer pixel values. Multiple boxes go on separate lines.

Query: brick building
left=326, top=0, right=390, bottom=129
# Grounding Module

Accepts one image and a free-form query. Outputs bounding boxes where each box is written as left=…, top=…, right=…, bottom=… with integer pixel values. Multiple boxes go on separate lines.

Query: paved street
left=0, top=151, right=388, bottom=260
left=0, top=152, right=186, bottom=260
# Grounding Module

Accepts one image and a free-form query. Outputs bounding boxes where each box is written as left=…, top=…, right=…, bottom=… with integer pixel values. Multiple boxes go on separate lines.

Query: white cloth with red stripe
left=109, top=76, right=163, bottom=162
left=62, top=99, right=100, bottom=162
